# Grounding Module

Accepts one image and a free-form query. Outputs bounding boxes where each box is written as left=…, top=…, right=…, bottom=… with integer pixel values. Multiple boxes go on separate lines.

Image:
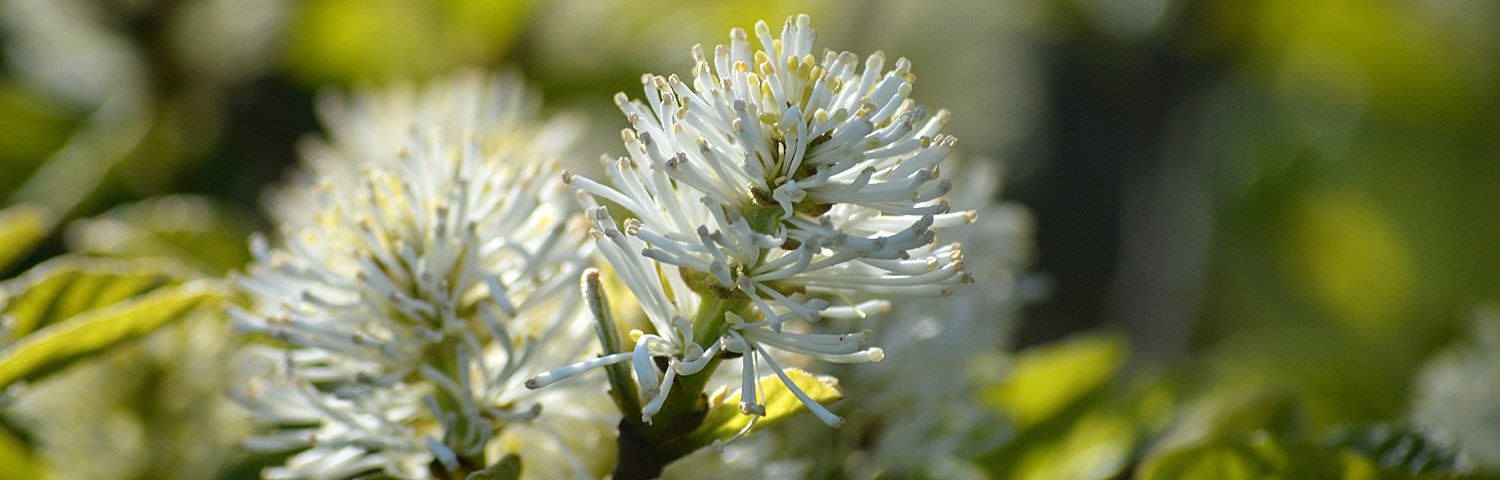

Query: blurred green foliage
left=1140, top=437, right=1384, bottom=480
left=0, top=199, right=254, bottom=480
left=0, top=87, right=75, bottom=198
left=1413, top=313, right=1500, bottom=472
left=979, top=333, right=1480, bottom=479
left=284, top=0, right=534, bottom=86
left=0, top=0, right=1496, bottom=478
left=0, top=205, right=55, bottom=274
left=1182, top=0, right=1500, bottom=438
left=63, top=196, right=257, bottom=276
left=978, top=334, right=1170, bottom=480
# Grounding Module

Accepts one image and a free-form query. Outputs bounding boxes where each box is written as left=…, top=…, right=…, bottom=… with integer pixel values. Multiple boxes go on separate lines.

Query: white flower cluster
left=661, top=161, right=1035, bottom=480
left=231, top=73, right=610, bottom=479
left=531, top=14, right=974, bottom=430
left=815, top=161, right=1034, bottom=478
left=269, top=69, right=580, bottom=230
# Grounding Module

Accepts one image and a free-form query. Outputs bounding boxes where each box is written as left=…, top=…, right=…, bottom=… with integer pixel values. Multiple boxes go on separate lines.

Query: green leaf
left=0, top=424, right=47, bottom=480
left=0, top=280, right=224, bottom=389
left=984, top=334, right=1126, bottom=430
left=978, top=371, right=1175, bottom=480
left=682, top=368, right=843, bottom=449
left=0, top=204, right=55, bottom=273
left=975, top=337, right=1168, bottom=480
left=1141, top=439, right=1275, bottom=480
left=466, top=454, right=521, bottom=480
left=0, top=257, right=189, bottom=344
left=63, top=195, right=257, bottom=275
left=1002, top=408, right=1140, bottom=480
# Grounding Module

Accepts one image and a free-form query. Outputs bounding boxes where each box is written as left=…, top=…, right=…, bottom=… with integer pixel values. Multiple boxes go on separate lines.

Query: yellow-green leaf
left=0, top=257, right=189, bottom=344
left=1001, top=408, right=1139, bottom=480
left=683, top=368, right=843, bottom=449
left=985, top=334, right=1126, bottom=430
left=0, top=425, right=47, bottom=480
left=1141, top=439, right=1271, bottom=480
left=0, top=204, right=55, bottom=273
left=0, top=280, right=224, bottom=389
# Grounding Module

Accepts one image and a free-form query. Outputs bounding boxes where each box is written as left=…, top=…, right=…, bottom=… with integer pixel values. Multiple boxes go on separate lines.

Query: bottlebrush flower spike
left=530, top=14, right=975, bottom=433
left=231, top=73, right=610, bottom=480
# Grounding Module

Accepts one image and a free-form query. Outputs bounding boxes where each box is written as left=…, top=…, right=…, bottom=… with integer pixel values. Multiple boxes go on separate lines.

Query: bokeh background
left=1, top=0, right=1498, bottom=478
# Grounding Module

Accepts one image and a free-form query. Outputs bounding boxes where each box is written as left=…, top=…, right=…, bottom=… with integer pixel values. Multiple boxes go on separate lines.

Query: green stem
left=614, top=203, right=780, bottom=478
left=690, top=294, right=739, bottom=349
left=426, top=337, right=483, bottom=478
left=651, top=295, right=740, bottom=432
left=612, top=295, right=745, bottom=479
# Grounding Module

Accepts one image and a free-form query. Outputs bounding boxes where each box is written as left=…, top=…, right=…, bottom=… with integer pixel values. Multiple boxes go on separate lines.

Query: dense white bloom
left=271, top=69, right=580, bottom=229
left=660, top=161, right=1035, bottom=480
left=531, top=14, right=972, bottom=431
left=817, top=161, right=1034, bottom=478
left=232, top=73, right=611, bottom=479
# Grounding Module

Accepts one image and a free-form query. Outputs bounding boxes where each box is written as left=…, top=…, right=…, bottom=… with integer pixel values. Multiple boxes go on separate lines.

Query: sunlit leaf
left=0, top=280, right=224, bottom=389
left=984, top=334, right=1126, bottom=430
left=0, top=204, right=54, bottom=273
left=65, top=195, right=256, bottom=275
left=1003, top=408, right=1138, bottom=480
left=682, top=368, right=843, bottom=449
left=977, top=365, right=1173, bottom=480
left=0, top=257, right=189, bottom=344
